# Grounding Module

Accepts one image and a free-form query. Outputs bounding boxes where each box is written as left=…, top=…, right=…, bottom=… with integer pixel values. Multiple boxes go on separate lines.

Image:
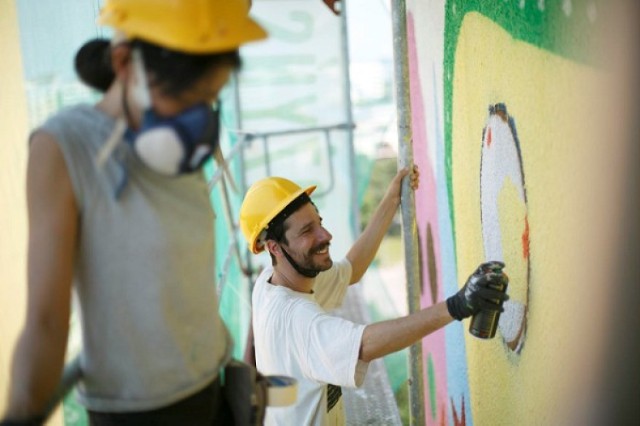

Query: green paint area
left=427, top=353, right=437, bottom=420
left=442, top=0, right=605, bottom=258
left=446, top=0, right=605, bottom=68
left=62, top=392, right=88, bottom=426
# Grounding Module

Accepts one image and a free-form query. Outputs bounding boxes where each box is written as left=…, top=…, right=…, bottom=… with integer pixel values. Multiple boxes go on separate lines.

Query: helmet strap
left=280, top=246, right=320, bottom=278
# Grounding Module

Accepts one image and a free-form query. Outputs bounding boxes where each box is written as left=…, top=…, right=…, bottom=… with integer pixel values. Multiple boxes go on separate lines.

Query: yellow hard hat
left=240, top=177, right=316, bottom=254
left=98, top=0, right=267, bottom=54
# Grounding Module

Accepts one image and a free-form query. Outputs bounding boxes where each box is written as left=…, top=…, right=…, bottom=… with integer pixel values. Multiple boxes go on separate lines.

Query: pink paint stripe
left=407, top=12, right=449, bottom=423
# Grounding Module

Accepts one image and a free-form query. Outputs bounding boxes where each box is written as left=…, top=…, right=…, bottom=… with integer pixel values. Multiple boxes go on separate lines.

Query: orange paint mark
left=522, top=215, right=530, bottom=259
left=486, top=127, right=492, bottom=147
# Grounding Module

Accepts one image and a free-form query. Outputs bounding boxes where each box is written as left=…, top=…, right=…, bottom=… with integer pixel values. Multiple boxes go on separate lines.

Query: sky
left=346, top=0, right=394, bottom=63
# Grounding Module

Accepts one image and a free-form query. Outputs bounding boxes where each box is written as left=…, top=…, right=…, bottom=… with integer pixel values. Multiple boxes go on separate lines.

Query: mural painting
left=480, top=103, right=529, bottom=353
left=407, top=12, right=449, bottom=424
left=407, top=0, right=604, bottom=424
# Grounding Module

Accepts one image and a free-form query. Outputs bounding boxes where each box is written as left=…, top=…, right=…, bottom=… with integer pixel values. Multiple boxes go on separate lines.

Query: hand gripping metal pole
left=390, top=0, right=426, bottom=425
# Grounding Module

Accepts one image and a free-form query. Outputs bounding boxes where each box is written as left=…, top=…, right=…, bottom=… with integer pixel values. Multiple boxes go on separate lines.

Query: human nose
left=319, top=226, right=332, bottom=242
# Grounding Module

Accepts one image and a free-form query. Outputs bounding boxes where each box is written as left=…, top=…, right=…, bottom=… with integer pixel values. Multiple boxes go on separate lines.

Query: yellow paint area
left=0, top=2, right=64, bottom=424
left=451, top=12, right=605, bottom=426
left=0, top=0, right=29, bottom=418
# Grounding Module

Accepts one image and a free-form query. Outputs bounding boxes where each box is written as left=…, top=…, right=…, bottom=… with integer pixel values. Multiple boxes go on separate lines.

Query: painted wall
left=404, top=0, right=638, bottom=425
left=0, top=0, right=32, bottom=420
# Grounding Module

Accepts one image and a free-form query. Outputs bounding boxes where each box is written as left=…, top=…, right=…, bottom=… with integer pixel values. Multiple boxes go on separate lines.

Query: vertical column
left=390, top=0, right=425, bottom=425
left=338, top=0, right=359, bottom=238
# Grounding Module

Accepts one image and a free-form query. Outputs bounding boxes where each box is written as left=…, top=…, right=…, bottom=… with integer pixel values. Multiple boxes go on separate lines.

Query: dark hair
left=132, top=40, right=242, bottom=97
left=74, top=38, right=115, bottom=93
left=73, top=38, right=242, bottom=96
left=265, top=194, right=313, bottom=264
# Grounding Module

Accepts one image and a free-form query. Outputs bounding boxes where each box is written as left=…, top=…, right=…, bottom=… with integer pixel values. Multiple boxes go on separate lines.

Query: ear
left=110, top=43, right=132, bottom=81
left=265, top=239, right=281, bottom=257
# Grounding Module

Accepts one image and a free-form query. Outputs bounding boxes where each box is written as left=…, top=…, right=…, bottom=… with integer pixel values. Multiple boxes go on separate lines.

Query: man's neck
left=270, top=267, right=314, bottom=294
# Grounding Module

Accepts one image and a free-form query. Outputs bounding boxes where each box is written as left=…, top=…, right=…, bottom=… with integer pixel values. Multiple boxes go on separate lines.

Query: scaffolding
left=390, top=1, right=425, bottom=424
left=10, top=0, right=422, bottom=424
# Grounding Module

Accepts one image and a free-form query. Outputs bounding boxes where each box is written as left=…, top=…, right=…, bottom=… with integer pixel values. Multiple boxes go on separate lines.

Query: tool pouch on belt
left=223, top=359, right=268, bottom=426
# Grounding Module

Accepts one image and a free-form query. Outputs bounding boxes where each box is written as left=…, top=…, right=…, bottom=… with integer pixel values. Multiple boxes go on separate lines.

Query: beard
left=287, top=241, right=333, bottom=273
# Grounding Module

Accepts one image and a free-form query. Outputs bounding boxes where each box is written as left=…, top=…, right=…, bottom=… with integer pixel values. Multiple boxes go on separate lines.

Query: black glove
left=446, top=261, right=510, bottom=321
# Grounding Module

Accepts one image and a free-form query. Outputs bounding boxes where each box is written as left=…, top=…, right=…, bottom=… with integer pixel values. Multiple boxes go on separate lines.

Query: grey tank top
left=39, top=104, right=229, bottom=411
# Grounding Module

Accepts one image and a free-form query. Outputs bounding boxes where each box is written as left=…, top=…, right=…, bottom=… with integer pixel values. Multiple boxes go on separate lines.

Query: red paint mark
left=522, top=215, right=530, bottom=259
left=486, top=127, right=492, bottom=147
left=321, top=0, right=340, bottom=15
left=451, top=395, right=466, bottom=426
left=440, top=403, right=447, bottom=426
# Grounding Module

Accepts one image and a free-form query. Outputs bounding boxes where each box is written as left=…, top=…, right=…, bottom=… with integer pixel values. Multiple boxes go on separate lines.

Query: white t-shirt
left=252, top=259, right=369, bottom=426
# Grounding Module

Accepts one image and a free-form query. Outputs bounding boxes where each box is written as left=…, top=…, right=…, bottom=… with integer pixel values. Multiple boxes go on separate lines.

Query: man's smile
left=313, top=243, right=330, bottom=255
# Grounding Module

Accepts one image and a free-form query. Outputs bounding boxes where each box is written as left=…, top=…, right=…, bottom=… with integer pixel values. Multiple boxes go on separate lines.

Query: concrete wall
left=405, top=0, right=639, bottom=425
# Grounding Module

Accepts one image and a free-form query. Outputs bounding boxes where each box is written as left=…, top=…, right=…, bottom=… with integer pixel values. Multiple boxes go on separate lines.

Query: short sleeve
left=298, top=310, right=368, bottom=388
left=313, top=258, right=352, bottom=310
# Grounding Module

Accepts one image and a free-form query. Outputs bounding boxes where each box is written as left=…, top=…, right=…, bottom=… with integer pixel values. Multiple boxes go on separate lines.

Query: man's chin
left=319, top=259, right=333, bottom=271
left=311, top=255, right=333, bottom=272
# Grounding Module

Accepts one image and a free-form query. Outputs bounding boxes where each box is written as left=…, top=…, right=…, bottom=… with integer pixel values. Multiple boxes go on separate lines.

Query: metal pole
left=231, top=71, right=256, bottom=287
left=339, top=0, right=360, bottom=239
left=390, top=0, right=426, bottom=425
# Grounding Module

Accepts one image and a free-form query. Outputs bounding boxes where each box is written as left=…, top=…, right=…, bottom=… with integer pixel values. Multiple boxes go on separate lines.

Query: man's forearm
left=346, top=191, right=400, bottom=283
left=359, top=302, right=453, bottom=362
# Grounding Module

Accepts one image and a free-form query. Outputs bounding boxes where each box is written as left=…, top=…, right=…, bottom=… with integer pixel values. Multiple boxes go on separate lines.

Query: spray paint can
left=469, top=267, right=508, bottom=339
